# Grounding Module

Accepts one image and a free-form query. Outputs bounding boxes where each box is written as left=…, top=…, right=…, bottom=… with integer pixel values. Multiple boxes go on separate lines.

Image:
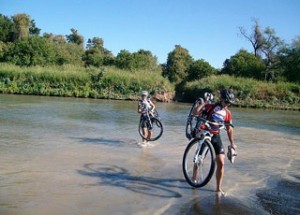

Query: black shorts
left=211, top=134, right=225, bottom=155
left=140, top=116, right=152, bottom=131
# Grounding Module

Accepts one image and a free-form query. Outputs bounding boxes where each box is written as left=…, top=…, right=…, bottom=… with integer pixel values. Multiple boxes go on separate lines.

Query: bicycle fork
left=193, top=137, right=210, bottom=165
left=192, top=137, right=210, bottom=183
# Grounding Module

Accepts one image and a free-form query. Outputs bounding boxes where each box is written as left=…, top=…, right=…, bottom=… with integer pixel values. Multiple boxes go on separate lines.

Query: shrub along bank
left=0, top=64, right=299, bottom=110
left=0, top=64, right=174, bottom=100
left=179, top=75, right=300, bottom=110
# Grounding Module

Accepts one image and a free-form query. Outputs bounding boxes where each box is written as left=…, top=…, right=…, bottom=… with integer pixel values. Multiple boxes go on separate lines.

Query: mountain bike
left=138, top=109, right=163, bottom=141
left=185, top=93, right=214, bottom=140
left=182, top=118, right=232, bottom=188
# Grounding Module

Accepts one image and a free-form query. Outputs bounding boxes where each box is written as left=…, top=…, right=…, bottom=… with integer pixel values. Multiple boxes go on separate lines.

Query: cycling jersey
left=202, top=103, right=232, bottom=155
left=203, top=103, right=232, bottom=124
left=138, top=98, right=152, bottom=118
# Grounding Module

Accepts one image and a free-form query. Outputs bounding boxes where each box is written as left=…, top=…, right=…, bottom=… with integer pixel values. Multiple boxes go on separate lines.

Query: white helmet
left=141, top=90, right=148, bottom=96
left=204, top=92, right=213, bottom=102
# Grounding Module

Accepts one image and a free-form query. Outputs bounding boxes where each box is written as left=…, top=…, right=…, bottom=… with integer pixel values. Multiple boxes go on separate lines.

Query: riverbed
left=0, top=94, right=299, bottom=215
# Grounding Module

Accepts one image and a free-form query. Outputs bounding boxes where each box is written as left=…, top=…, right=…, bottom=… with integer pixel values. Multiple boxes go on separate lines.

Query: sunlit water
left=0, top=94, right=299, bottom=215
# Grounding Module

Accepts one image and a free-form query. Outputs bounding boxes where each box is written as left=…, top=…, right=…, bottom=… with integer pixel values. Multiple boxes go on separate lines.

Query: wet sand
left=0, top=95, right=299, bottom=215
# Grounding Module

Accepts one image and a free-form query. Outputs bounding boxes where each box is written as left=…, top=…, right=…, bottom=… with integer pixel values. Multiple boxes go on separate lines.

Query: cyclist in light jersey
left=194, top=89, right=237, bottom=196
left=137, top=90, right=155, bottom=147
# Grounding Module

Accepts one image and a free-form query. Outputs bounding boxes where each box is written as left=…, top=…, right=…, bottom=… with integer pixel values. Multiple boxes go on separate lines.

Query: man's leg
left=147, top=130, right=152, bottom=140
left=142, top=128, right=148, bottom=144
left=216, top=154, right=225, bottom=195
left=211, top=134, right=226, bottom=195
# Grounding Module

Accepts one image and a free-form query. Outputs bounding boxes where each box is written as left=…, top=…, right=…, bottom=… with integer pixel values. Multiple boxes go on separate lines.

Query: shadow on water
left=77, top=163, right=190, bottom=198
left=76, top=137, right=137, bottom=147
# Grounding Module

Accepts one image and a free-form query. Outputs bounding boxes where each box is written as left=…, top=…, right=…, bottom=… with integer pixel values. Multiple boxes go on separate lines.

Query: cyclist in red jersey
left=194, top=89, right=237, bottom=196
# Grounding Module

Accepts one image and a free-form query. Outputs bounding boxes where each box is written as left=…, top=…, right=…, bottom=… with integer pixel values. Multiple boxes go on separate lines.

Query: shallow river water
left=0, top=94, right=299, bottom=215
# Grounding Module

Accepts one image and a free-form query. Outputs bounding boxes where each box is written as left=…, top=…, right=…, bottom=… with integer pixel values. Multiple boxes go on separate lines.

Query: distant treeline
left=0, top=13, right=299, bottom=109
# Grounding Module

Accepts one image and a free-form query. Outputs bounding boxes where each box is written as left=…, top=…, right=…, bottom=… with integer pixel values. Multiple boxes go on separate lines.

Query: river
left=0, top=94, right=299, bottom=215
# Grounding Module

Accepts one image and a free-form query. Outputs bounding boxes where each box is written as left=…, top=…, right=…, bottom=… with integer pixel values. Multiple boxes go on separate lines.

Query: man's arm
left=149, top=100, right=155, bottom=112
left=226, top=125, right=237, bottom=150
left=193, top=102, right=206, bottom=115
left=137, top=102, right=143, bottom=114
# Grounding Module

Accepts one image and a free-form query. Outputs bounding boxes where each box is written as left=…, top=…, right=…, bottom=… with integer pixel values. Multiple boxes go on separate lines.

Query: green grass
left=180, top=75, right=300, bottom=110
left=0, top=63, right=174, bottom=99
left=0, top=64, right=299, bottom=110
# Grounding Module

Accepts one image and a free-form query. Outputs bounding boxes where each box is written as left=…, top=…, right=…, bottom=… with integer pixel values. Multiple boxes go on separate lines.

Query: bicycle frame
left=192, top=118, right=228, bottom=163
left=141, top=109, right=160, bottom=131
left=183, top=100, right=235, bottom=187
left=146, top=111, right=153, bottom=129
left=193, top=133, right=211, bottom=164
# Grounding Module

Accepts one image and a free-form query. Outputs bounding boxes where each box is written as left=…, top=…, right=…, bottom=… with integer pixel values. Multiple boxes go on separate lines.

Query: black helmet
left=220, top=89, right=235, bottom=104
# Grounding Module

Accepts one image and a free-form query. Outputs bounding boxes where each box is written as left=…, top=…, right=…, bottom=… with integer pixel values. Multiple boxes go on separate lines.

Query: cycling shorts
left=211, top=134, right=225, bottom=155
left=140, top=116, right=152, bottom=131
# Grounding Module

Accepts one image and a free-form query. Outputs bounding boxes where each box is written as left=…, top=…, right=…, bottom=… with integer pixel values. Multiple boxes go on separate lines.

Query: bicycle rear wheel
left=186, top=115, right=198, bottom=140
left=138, top=118, right=163, bottom=142
left=185, top=98, right=203, bottom=140
left=182, top=138, right=216, bottom=188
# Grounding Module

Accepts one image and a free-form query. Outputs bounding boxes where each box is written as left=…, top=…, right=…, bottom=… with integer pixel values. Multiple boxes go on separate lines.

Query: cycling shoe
left=227, top=145, right=237, bottom=163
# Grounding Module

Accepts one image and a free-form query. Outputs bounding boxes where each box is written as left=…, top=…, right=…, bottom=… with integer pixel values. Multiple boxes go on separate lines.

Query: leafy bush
left=180, top=75, right=300, bottom=109
left=0, top=63, right=173, bottom=100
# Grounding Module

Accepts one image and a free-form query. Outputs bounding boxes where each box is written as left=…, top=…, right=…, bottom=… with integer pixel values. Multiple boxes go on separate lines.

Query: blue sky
left=2, top=0, right=300, bottom=68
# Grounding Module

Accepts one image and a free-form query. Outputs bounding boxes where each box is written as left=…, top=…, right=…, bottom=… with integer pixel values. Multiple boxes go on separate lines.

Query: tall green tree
left=43, top=32, right=81, bottom=65
left=29, top=19, right=41, bottom=36
left=86, top=37, right=104, bottom=50
left=115, top=49, right=132, bottom=69
left=163, top=45, right=193, bottom=83
left=115, top=49, right=159, bottom=70
left=53, top=42, right=84, bottom=65
left=83, top=48, right=104, bottom=67
left=261, top=27, right=284, bottom=81
left=279, top=37, right=300, bottom=83
left=66, top=28, right=84, bottom=46
left=86, top=37, right=112, bottom=57
left=83, top=37, right=113, bottom=67
left=0, top=41, right=10, bottom=61
left=282, top=48, right=300, bottom=82
left=12, top=13, right=31, bottom=40
left=239, top=20, right=286, bottom=81
left=187, top=59, right=215, bottom=81
left=131, top=49, right=159, bottom=71
left=6, top=36, right=55, bottom=66
left=222, top=49, right=266, bottom=79
left=43, top=33, right=67, bottom=44
left=0, top=14, right=15, bottom=42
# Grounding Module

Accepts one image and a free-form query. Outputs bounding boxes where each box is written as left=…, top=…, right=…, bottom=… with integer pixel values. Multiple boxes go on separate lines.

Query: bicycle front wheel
left=182, top=138, right=216, bottom=188
left=138, top=118, right=163, bottom=142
